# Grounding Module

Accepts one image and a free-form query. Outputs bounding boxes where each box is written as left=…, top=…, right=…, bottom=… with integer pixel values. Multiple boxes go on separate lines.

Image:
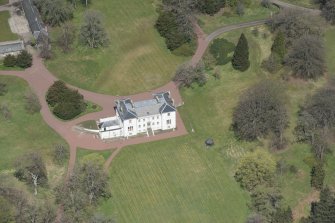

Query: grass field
left=95, top=25, right=335, bottom=222
left=46, top=0, right=187, bottom=95
left=325, top=28, right=335, bottom=75
left=197, top=3, right=278, bottom=33
left=0, top=0, right=8, bottom=5
left=0, top=11, right=18, bottom=42
left=0, top=76, right=67, bottom=170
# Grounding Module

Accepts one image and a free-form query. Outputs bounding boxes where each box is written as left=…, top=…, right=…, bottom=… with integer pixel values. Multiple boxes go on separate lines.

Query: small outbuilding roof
left=0, top=40, right=24, bottom=55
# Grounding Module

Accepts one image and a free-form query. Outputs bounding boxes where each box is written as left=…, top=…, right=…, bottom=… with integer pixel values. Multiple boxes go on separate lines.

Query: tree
left=209, top=38, right=235, bottom=65
left=232, top=80, right=289, bottom=142
left=285, top=35, right=325, bottom=80
left=232, top=33, right=250, bottom=71
left=0, top=82, right=7, bottom=96
left=57, top=22, right=76, bottom=53
left=196, top=0, right=225, bottom=15
left=309, top=187, right=335, bottom=222
left=80, top=154, right=110, bottom=204
left=53, top=144, right=69, bottom=165
left=38, top=0, right=73, bottom=26
left=250, top=186, right=282, bottom=220
left=173, top=62, right=208, bottom=87
left=16, top=50, right=32, bottom=68
left=46, top=81, right=86, bottom=120
left=268, top=9, right=324, bottom=46
left=272, top=207, right=293, bottom=223
left=155, top=9, right=193, bottom=51
left=311, top=162, right=325, bottom=190
left=234, top=150, right=276, bottom=191
left=80, top=10, right=109, bottom=48
left=14, top=152, right=48, bottom=195
left=3, top=54, right=16, bottom=67
left=24, top=91, right=41, bottom=114
left=271, top=31, right=286, bottom=61
left=321, top=0, right=335, bottom=24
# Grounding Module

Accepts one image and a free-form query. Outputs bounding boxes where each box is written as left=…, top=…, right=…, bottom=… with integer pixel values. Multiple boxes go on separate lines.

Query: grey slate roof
left=0, top=40, right=24, bottom=54
left=99, top=119, right=121, bottom=128
left=116, top=92, right=176, bottom=120
left=21, top=0, right=46, bottom=39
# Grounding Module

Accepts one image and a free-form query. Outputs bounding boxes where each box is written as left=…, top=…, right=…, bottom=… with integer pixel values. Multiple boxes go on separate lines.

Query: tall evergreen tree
left=310, top=187, right=335, bottom=222
left=272, top=207, right=293, bottom=223
left=271, top=31, right=286, bottom=61
left=232, top=33, right=250, bottom=71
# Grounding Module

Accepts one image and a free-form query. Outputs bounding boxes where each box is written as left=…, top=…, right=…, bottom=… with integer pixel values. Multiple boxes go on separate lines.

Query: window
left=167, top=120, right=171, bottom=125
left=157, top=122, right=159, bottom=125
left=152, top=117, right=154, bottom=120
left=139, top=125, right=141, bottom=128
left=128, top=126, right=133, bottom=131
left=167, top=113, right=170, bottom=116
left=143, top=124, right=146, bottom=127
left=152, top=122, right=155, bottom=125
left=157, top=116, right=159, bottom=119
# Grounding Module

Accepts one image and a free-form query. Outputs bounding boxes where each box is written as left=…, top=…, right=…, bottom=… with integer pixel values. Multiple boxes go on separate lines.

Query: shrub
left=0, top=82, right=7, bottom=96
left=3, top=55, right=17, bottom=67
left=24, top=91, right=41, bottom=114
left=16, top=50, right=32, bottom=68
left=52, top=144, right=69, bottom=165
left=46, top=81, right=86, bottom=120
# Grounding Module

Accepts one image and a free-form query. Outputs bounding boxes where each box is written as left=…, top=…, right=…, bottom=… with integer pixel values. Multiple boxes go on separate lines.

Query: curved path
left=0, top=0, right=321, bottom=177
left=0, top=55, right=188, bottom=176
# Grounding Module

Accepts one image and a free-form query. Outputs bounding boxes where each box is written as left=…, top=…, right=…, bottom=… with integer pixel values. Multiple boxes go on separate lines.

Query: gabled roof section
left=115, top=92, right=176, bottom=119
left=22, top=0, right=46, bottom=39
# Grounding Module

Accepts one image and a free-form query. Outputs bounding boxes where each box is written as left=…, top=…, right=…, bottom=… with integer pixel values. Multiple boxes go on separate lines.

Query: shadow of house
left=21, top=0, right=48, bottom=42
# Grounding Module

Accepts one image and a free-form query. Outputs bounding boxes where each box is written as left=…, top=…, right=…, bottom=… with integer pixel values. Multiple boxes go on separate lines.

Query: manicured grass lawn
left=0, top=76, right=67, bottom=170
left=0, top=11, right=18, bottom=42
left=197, top=3, right=278, bottom=33
left=0, top=0, right=8, bottom=5
left=46, top=0, right=187, bottom=95
left=77, top=148, right=112, bottom=161
left=97, top=26, right=335, bottom=222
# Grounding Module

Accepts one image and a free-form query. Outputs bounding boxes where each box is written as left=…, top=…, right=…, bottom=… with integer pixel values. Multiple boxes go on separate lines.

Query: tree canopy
left=232, top=33, right=250, bottom=71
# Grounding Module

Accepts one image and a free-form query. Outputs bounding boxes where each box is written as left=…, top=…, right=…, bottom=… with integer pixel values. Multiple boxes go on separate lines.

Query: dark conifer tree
left=232, top=33, right=250, bottom=71
left=271, top=31, right=286, bottom=61
left=311, top=162, right=325, bottom=190
left=310, top=187, right=335, bottom=222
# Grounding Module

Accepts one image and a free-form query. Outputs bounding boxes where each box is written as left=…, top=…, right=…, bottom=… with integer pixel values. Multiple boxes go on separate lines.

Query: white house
left=98, top=92, right=177, bottom=139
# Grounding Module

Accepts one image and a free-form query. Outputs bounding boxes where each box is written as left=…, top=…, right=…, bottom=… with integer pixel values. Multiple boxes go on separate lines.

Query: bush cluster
left=46, top=81, right=86, bottom=120
left=3, top=51, right=33, bottom=68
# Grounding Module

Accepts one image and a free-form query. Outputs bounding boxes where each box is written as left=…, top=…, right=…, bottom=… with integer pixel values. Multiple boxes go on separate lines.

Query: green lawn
left=96, top=26, right=335, bottom=222
left=325, top=28, right=335, bottom=75
left=0, top=11, right=18, bottom=42
left=46, top=0, right=187, bottom=95
left=0, top=0, right=8, bottom=5
left=197, top=3, right=278, bottom=33
left=0, top=76, right=67, bottom=171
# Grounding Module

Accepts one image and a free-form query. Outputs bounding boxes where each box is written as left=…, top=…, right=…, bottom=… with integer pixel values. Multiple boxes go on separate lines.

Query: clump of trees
left=34, top=0, right=74, bottom=26
left=56, top=154, right=111, bottom=222
left=231, top=33, right=250, bottom=71
left=316, top=0, right=335, bottom=24
left=173, top=62, right=208, bottom=87
left=14, top=152, right=48, bottom=195
left=301, top=187, right=335, bottom=223
left=3, top=51, right=33, bottom=69
left=80, top=10, right=109, bottom=48
left=285, top=35, right=325, bottom=80
left=155, top=1, right=194, bottom=51
left=232, top=80, right=289, bottom=149
left=0, top=178, right=56, bottom=223
left=197, top=0, right=226, bottom=15
left=235, top=150, right=293, bottom=222
left=46, top=81, right=86, bottom=120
